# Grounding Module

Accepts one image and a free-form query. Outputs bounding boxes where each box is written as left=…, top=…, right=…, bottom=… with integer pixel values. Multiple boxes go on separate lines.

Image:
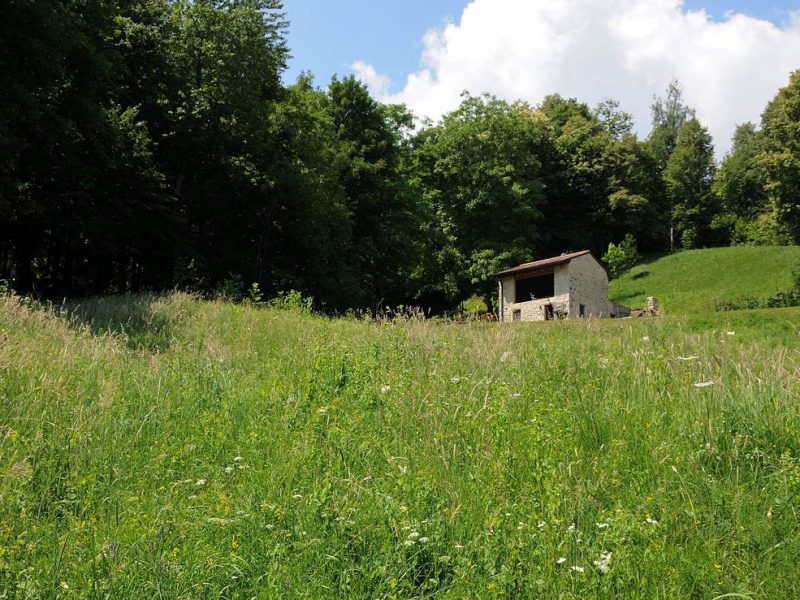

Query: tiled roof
left=495, top=250, right=592, bottom=278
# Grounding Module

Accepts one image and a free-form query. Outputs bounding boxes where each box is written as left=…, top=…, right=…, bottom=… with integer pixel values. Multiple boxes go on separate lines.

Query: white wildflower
left=595, top=522, right=610, bottom=529
left=404, top=539, right=415, bottom=546
left=196, top=479, right=206, bottom=486
left=380, top=385, right=391, bottom=394
left=570, top=565, right=585, bottom=573
left=556, top=557, right=567, bottom=565
left=450, top=376, right=461, bottom=384
left=509, top=392, right=521, bottom=398
left=408, top=531, right=420, bottom=539
left=593, top=552, right=612, bottom=575
left=233, top=456, right=244, bottom=462
left=642, top=336, right=650, bottom=341
left=223, top=466, right=234, bottom=474
left=454, top=544, right=464, bottom=550
left=537, top=521, right=546, bottom=530
left=567, top=523, right=576, bottom=532
left=645, top=517, right=659, bottom=526
left=419, top=537, right=430, bottom=544
left=693, top=381, right=715, bottom=388
left=317, top=407, right=328, bottom=414
left=726, top=331, right=735, bottom=336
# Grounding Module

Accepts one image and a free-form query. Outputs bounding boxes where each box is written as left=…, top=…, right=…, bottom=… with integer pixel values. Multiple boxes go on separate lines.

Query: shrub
left=602, top=234, right=639, bottom=279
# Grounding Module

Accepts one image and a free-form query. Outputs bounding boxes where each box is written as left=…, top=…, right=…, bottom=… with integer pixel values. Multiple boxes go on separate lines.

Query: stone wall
left=566, top=254, right=610, bottom=318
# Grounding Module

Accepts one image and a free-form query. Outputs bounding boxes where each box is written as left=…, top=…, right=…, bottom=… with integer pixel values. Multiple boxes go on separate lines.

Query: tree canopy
left=1, top=4, right=799, bottom=311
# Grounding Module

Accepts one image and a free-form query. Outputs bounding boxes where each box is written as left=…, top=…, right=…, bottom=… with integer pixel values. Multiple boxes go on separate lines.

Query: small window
left=579, top=304, right=586, bottom=318
left=512, top=309, right=521, bottom=322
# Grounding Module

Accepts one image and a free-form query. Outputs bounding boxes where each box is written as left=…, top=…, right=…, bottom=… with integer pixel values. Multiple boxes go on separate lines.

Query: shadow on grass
left=62, top=294, right=179, bottom=352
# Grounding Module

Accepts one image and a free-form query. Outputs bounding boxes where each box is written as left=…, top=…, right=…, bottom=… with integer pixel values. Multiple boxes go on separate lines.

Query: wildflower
left=408, top=531, right=420, bottom=539
left=593, top=552, right=612, bottom=575
left=292, top=494, right=303, bottom=499
left=570, top=565, right=585, bottom=573
left=726, top=331, right=735, bottom=336
left=595, top=522, right=610, bottom=529
left=438, top=555, right=451, bottom=564
left=419, top=537, right=430, bottom=544
left=500, top=351, right=511, bottom=362
left=404, top=539, right=415, bottom=546
left=537, top=521, right=546, bottom=530
left=224, top=466, right=234, bottom=474
left=642, top=336, right=650, bottom=341
left=380, top=385, right=390, bottom=394
left=644, top=517, right=659, bottom=526
left=567, top=523, right=576, bottom=532
left=196, top=479, right=206, bottom=486
left=556, top=557, right=567, bottom=565
left=767, top=508, right=773, bottom=520
left=454, top=544, right=464, bottom=550
left=450, top=376, right=461, bottom=384
left=509, top=392, right=521, bottom=398
left=60, top=581, right=69, bottom=590
left=693, top=381, right=715, bottom=388
left=233, top=456, right=244, bottom=462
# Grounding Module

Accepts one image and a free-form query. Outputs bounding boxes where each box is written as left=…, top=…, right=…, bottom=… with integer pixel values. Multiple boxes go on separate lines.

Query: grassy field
left=609, top=245, right=800, bottom=314
left=1, top=293, right=800, bottom=598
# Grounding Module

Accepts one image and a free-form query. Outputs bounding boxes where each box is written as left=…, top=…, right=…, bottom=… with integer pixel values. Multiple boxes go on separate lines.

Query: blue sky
left=282, top=1, right=796, bottom=89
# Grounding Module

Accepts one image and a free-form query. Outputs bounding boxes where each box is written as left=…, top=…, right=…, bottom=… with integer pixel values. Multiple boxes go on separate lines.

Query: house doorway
left=543, top=304, right=554, bottom=320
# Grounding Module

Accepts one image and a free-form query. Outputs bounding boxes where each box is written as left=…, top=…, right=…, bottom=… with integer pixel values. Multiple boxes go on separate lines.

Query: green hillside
left=609, top=246, right=800, bottom=314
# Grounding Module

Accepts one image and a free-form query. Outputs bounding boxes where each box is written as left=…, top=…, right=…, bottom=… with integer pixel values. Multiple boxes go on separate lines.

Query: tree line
left=2, top=1, right=799, bottom=312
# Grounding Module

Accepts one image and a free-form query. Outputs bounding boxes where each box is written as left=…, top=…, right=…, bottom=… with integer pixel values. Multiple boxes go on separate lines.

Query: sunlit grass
left=609, top=246, right=800, bottom=314
left=1, top=293, right=799, bottom=597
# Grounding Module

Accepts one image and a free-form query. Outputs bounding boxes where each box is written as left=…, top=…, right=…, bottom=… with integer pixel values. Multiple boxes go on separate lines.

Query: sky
left=282, top=0, right=800, bottom=156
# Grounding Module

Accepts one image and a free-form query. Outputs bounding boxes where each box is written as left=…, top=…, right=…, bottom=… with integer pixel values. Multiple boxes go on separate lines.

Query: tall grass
left=1, top=293, right=799, bottom=597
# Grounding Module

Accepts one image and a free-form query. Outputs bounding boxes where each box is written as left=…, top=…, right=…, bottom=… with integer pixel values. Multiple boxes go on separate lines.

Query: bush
left=602, top=234, right=639, bottom=279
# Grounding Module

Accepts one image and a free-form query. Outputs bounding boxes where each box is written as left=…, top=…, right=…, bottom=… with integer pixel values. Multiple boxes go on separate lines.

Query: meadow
left=1, top=293, right=800, bottom=598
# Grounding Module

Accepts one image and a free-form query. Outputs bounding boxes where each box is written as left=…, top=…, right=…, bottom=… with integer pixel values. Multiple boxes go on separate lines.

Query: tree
left=267, top=74, right=359, bottom=309
left=412, top=94, right=551, bottom=310
left=646, top=80, right=696, bottom=249
left=325, top=76, right=424, bottom=308
left=757, top=70, right=800, bottom=242
left=664, top=118, right=717, bottom=248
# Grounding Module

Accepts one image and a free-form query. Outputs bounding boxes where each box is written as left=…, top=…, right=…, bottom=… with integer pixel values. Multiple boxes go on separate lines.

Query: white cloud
left=351, top=0, right=800, bottom=156
left=350, top=60, right=391, bottom=98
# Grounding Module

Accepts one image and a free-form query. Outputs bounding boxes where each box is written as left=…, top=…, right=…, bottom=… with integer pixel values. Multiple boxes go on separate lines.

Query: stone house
left=496, top=250, right=629, bottom=322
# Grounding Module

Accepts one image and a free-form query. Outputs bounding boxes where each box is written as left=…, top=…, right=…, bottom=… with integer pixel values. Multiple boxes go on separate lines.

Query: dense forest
left=2, top=1, right=799, bottom=312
